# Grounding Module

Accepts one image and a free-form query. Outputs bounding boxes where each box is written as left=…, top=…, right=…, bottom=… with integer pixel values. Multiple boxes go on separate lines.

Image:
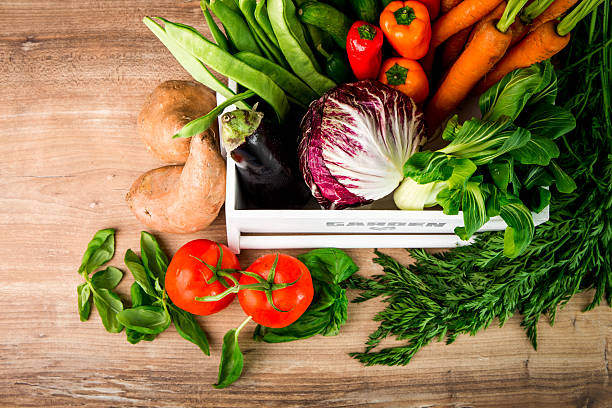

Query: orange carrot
left=509, top=0, right=579, bottom=45
left=431, top=0, right=504, bottom=49
left=441, top=28, right=471, bottom=69
left=466, top=1, right=507, bottom=45
left=425, top=19, right=513, bottom=128
left=441, top=0, right=463, bottom=13
left=530, top=0, right=579, bottom=27
left=475, top=20, right=570, bottom=93
left=421, top=0, right=504, bottom=73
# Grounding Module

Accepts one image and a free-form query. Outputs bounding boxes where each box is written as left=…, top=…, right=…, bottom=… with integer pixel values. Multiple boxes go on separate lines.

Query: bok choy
left=394, top=62, right=577, bottom=257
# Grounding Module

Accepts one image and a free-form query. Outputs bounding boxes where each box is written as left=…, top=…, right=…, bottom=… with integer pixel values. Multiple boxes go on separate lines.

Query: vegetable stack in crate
left=142, top=0, right=602, bottom=257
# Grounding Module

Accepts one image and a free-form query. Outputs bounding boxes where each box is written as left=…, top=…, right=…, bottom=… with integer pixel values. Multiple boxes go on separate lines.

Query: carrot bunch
left=422, top=0, right=605, bottom=129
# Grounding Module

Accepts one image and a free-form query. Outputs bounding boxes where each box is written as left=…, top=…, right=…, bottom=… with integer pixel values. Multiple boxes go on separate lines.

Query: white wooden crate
left=217, top=82, right=549, bottom=253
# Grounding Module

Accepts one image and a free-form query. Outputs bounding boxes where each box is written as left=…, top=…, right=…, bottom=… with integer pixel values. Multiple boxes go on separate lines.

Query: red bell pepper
left=346, top=21, right=384, bottom=80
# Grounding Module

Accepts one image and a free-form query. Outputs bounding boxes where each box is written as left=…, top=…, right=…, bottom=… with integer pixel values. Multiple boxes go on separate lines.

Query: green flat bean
left=200, top=1, right=230, bottom=52
left=160, top=18, right=289, bottom=121
left=254, top=0, right=280, bottom=48
left=276, top=0, right=320, bottom=70
left=209, top=0, right=262, bottom=55
left=267, top=0, right=336, bottom=95
left=143, top=17, right=248, bottom=109
left=218, top=0, right=241, bottom=13
left=174, top=90, right=255, bottom=139
left=239, top=0, right=290, bottom=69
left=235, top=51, right=318, bottom=107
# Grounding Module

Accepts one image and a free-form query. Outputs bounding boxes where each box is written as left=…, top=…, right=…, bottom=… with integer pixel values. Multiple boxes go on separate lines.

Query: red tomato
left=238, top=254, right=314, bottom=328
left=165, top=239, right=241, bottom=316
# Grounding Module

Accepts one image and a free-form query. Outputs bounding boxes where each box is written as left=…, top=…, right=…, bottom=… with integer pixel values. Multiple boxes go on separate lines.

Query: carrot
left=530, top=0, right=579, bottom=27
left=425, top=19, right=513, bottom=127
left=441, top=28, right=471, bottom=69
left=475, top=21, right=570, bottom=93
left=430, top=0, right=504, bottom=50
left=421, top=0, right=504, bottom=73
left=465, top=1, right=507, bottom=45
left=441, top=0, right=463, bottom=14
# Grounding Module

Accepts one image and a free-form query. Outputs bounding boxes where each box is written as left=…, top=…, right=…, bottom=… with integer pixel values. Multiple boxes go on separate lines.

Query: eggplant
left=221, top=106, right=311, bottom=209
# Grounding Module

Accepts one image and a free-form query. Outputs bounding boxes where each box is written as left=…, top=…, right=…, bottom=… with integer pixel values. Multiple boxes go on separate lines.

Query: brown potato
left=138, top=80, right=218, bottom=164
left=126, top=129, right=226, bottom=233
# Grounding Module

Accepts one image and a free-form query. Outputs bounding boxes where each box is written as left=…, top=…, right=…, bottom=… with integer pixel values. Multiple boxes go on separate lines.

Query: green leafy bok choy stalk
left=394, top=61, right=577, bottom=257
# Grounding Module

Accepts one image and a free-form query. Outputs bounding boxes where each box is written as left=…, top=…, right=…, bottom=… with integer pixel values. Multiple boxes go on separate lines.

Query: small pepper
left=378, top=58, right=429, bottom=103
left=380, top=1, right=432, bottom=60
left=346, top=21, right=384, bottom=80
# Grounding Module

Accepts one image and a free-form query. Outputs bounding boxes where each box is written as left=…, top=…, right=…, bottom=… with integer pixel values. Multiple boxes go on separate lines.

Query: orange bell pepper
left=378, top=58, right=429, bottom=104
left=380, top=1, right=432, bottom=60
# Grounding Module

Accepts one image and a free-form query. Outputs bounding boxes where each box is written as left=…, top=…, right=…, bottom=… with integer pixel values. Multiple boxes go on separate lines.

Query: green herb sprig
left=350, top=4, right=611, bottom=366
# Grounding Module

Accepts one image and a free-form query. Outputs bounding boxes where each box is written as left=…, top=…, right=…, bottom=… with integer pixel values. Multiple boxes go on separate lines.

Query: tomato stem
left=237, top=315, right=253, bottom=333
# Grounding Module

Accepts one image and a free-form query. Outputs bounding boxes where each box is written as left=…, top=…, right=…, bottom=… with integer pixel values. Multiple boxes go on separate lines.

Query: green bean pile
left=144, top=0, right=339, bottom=124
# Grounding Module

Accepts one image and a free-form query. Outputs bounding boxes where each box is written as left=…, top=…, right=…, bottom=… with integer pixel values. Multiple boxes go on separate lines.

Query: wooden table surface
left=1, top=1, right=610, bottom=407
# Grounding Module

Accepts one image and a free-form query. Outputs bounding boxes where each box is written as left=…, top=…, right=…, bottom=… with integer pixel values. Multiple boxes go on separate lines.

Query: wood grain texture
left=0, top=1, right=610, bottom=407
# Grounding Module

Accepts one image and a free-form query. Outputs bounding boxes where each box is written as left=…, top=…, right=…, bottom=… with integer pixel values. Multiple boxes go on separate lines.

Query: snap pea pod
left=267, top=0, right=336, bottom=95
left=160, top=18, right=289, bottom=122
left=173, top=90, right=255, bottom=139
left=238, top=0, right=290, bottom=69
left=254, top=0, right=279, bottom=48
left=235, top=52, right=318, bottom=107
left=209, top=0, right=262, bottom=55
left=143, top=17, right=248, bottom=109
left=200, top=1, right=230, bottom=52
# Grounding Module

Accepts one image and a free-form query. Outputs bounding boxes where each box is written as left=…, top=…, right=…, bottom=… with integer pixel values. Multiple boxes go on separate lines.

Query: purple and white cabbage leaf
left=299, top=80, right=425, bottom=209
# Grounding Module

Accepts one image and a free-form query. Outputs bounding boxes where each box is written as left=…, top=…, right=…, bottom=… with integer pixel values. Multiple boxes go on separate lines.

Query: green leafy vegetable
left=91, top=267, right=123, bottom=290
left=168, top=304, right=210, bottom=355
left=76, top=229, right=124, bottom=333
left=215, top=317, right=251, bottom=389
left=117, top=306, right=171, bottom=334
left=77, top=228, right=115, bottom=275
left=126, top=283, right=157, bottom=344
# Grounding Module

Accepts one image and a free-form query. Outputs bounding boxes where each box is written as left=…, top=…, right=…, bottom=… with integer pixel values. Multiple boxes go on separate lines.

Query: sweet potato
left=126, top=129, right=226, bottom=233
left=138, top=80, right=218, bottom=164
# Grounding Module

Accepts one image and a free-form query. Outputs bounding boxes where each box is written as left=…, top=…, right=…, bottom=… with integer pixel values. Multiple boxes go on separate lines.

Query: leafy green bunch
left=77, top=230, right=209, bottom=354
left=349, top=4, right=611, bottom=366
left=394, top=61, right=576, bottom=258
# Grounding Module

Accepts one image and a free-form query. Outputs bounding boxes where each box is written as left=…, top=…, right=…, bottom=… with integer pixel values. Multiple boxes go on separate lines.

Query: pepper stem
left=394, top=6, right=416, bottom=25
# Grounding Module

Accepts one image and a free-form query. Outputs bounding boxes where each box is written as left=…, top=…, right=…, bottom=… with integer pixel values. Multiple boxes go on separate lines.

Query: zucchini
left=297, top=1, right=353, bottom=49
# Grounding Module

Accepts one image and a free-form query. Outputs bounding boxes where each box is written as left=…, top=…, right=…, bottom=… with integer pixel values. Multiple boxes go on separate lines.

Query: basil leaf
left=214, top=328, right=244, bottom=389
left=140, top=232, right=169, bottom=284
left=91, top=267, right=123, bottom=290
left=549, top=160, right=577, bottom=193
left=297, top=248, right=358, bottom=284
left=254, top=280, right=349, bottom=343
left=124, top=249, right=157, bottom=297
left=92, top=288, right=124, bottom=333
left=526, top=104, right=575, bottom=140
left=168, top=304, right=210, bottom=355
left=77, top=229, right=115, bottom=276
left=117, top=306, right=171, bottom=335
left=126, top=283, right=158, bottom=344
left=510, top=135, right=560, bottom=165
left=77, top=282, right=92, bottom=322
left=499, top=194, right=535, bottom=258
